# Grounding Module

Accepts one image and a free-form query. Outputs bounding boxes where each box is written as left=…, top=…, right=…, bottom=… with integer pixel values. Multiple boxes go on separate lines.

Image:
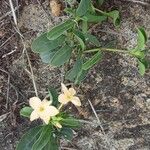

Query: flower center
left=66, top=94, right=72, bottom=100
left=39, top=106, right=45, bottom=112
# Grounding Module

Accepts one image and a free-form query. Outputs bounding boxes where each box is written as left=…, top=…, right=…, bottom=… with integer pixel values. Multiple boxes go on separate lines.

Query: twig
left=0, top=33, right=16, bottom=48
left=2, top=49, right=16, bottom=58
left=120, top=0, right=150, bottom=5
left=9, top=0, right=17, bottom=25
left=13, top=25, right=39, bottom=97
left=0, top=68, right=10, bottom=109
left=88, top=99, right=111, bottom=149
left=0, top=5, right=20, bottom=21
left=25, top=49, right=39, bottom=97
left=61, top=147, right=77, bottom=150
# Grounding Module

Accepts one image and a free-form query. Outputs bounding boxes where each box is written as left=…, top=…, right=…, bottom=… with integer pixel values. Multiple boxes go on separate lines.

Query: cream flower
left=29, top=97, right=59, bottom=124
left=58, top=83, right=81, bottom=106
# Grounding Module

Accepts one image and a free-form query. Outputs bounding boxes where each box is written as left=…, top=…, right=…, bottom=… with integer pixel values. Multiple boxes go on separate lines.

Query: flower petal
left=69, top=88, right=76, bottom=95
left=42, top=99, right=52, bottom=107
left=61, top=83, right=68, bottom=93
left=58, top=94, right=69, bottom=104
left=71, top=96, right=81, bottom=106
left=29, top=97, right=41, bottom=109
left=30, top=110, right=39, bottom=121
left=46, top=106, right=59, bottom=116
left=41, top=115, right=51, bottom=124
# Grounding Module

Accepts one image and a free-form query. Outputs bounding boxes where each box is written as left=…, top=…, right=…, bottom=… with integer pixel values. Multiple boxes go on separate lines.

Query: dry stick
left=88, top=99, right=111, bottom=149
left=0, top=5, right=20, bottom=21
left=0, top=33, right=16, bottom=48
left=13, top=25, right=39, bottom=97
left=9, top=0, right=17, bottom=25
left=120, top=0, right=150, bottom=5
left=25, top=48, right=39, bottom=97
left=0, top=68, right=10, bottom=109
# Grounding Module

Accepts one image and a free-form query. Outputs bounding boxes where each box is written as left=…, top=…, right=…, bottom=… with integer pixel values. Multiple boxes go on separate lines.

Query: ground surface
left=0, top=0, right=150, bottom=150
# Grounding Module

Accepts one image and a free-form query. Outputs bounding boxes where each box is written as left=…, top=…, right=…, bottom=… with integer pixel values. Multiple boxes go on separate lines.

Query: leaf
left=61, top=117, right=80, bottom=128
left=31, top=33, right=65, bottom=53
left=43, top=134, right=59, bottom=150
left=75, top=69, right=89, bottom=84
left=65, top=58, right=83, bottom=82
left=59, top=127, right=73, bottom=141
left=16, top=126, right=43, bottom=150
left=39, top=51, right=56, bottom=63
left=137, top=27, right=147, bottom=50
left=48, top=87, right=59, bottom=107
left=129, top=49, right=145, bottom=59
left=83, top=51, right=102, bottom=70
left=82, top=20, right=88, bottom=33
left=85, top=14, right=107, bottom=23
left=85, top=33, right=101, bottom=47
left=107, top=10, right=120, bottom=27
left=138, top=60, right=146, bottom=76
left=47, top=19, right=75, bottom=40
left=32, top=125, right=53, bottom=150
left=51, top=45, right=72, bottom=66
left=73, top=30, right=85, bottom=50
left=20, top=107, right=33, bottom=118
left=76, top=0, right=91, bottom=16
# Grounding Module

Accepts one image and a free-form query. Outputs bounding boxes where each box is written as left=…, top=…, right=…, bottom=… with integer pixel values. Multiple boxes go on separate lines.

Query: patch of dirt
left=0, top=0, right=150, bottom=150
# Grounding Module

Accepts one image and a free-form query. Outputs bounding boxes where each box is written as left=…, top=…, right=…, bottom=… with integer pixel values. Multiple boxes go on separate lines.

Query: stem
left=58, top=104, right=63, bottom=110
left=84, top=48, right=130, bottom=54
left=94, top=8, right=108, bottom=16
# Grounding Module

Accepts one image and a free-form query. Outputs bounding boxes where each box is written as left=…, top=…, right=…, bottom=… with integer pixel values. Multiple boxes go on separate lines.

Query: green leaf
left=20, top=107, right=33, bottom=118
left=73, top=30, right=85, bottom=50
left=85, top=14, right=107, bottom=23
left=129, top=49, right=145, bottom=59
left=32, top=125, right=53, bottom=150
left=43, top=134, right=59, bottom=150
left=48, top=87, right=59, bottom=107
left=65, top=58, right=83, bottom=82
left=138, top=60, right=146, bottom=76
left=59, top=127, right=73, bottom=141
left=47, top=19, right=75, bottom=40
left=50, top=45, right=72, bottom=66
left=61, top=117, right=80, bottom=128
left=107, top=10, right=120, bottom=27
left=85, top=33, right=101, bottom=47
left=31, top=33, right=65, bottom=53
left=76, top=0, right=92, bottom=16
left=75, top=69, right=89, bottom=84
left=16, top=126, right=43, bottom=150
left=82, top=20, right=88, bottom=33
left=83, top=51, right=102, bottom=70
left=137, top=27, right=147, bottom=50
left=39, top=51, right=56, bottom=64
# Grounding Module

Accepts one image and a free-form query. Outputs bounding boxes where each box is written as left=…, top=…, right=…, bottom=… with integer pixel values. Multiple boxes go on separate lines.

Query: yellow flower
left=29, top=97, right=59, bottom=124
left=58, top=83, right=81, bottom=106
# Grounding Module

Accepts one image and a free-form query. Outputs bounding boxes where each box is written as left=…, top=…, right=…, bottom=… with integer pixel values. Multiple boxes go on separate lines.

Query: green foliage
left=61, top=117, right=81, bottom=128
left=32, top=125, right=53, bottom=150
left=76, top=0, right=92, bottom=16
left=48, top=87, right=59, bottom=107
left=83, top=51, right=102, bottom=70
left=47, top=19, right=75, bottom=40
left=31, top=33, right=65, bottom=53
left=20, top=107, right=33, bottom=118
left=50, top=45, right=72, bottom=66
left=16, top=126, right=43, bottom=150
left=31, top=0, right=149, bottom=82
